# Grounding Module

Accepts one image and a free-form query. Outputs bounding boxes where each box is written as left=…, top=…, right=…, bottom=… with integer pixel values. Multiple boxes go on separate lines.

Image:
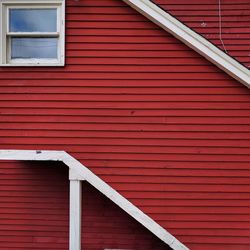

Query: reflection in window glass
left=9, top=9, right=57, bottom=32
left=11, top=38, right=58, bottom=59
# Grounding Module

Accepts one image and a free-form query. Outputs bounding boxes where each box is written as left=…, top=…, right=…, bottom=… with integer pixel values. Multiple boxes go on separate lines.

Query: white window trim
left=0, top=0, right=65, bottom=66
left=0, top=149, right=189, bottom=250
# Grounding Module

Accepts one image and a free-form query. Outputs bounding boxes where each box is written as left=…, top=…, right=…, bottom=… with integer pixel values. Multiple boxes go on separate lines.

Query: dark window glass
left=11, top=38, right=58, bottom=59
left=9, top=9, right=57, bottom=32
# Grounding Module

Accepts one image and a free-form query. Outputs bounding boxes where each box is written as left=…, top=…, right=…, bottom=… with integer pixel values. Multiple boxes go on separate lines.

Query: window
left=0, top=0, right=65, bottom=66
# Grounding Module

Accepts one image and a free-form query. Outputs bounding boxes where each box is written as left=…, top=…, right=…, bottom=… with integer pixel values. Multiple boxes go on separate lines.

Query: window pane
left=9, top=9, right=57, bottom=32
left=11, top=38, right=58, bottom=59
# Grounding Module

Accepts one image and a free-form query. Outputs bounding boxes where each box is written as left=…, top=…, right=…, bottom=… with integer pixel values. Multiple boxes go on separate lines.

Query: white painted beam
left=69, top=179, right=82, bottom=250
left=63, top=154, right=188, bottom=250
left=0, top=150, right=189, bottom=250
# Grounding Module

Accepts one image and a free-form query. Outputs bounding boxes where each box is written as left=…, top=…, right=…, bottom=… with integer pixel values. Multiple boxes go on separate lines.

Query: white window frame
left=0, top=0, right=65, bottom=66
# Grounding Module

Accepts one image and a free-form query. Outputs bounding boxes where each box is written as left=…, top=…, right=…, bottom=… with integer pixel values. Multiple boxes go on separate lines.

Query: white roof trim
left=122, top=0, right=250, bottom=88
left=0, top=149, right=189, bottom=250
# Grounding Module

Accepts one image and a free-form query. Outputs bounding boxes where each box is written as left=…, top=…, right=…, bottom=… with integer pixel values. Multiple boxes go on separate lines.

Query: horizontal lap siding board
left=0, top=0, right=250, bottom=249
left=153, top=0, right=250, bottom=68
left=0, top=161, right=69, bottom=250
left=82, top=182, right=171, bottom=250
left=0, top=162, right=170, bottom=250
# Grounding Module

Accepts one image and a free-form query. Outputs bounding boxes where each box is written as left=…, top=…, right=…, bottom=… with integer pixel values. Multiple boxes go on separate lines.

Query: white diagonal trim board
left=0, top=149, right=189, bottom=250
left=122, top=0, right=250, bottom=88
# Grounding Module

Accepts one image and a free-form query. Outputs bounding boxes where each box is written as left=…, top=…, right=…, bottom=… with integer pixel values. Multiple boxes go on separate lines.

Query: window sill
left=0, top=62, right=65, bottom=67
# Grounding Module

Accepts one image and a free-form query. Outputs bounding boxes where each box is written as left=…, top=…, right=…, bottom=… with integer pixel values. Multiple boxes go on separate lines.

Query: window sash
left=9, top=8, right=57, bottom=32
left=10, top=37, right=58, bottom=61
left=7, top=6, right=60, bottom=33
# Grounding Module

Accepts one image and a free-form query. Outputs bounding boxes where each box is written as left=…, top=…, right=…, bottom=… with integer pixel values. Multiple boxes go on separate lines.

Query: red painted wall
left=0, top=0, right=250, bottom=249
left=154, top=0, right=250, bottom=68
left=0, top=161, right=69, bottom=250
left=0, top=161, right=170, bottom=250
left=82, top=182, right=170, bottom=250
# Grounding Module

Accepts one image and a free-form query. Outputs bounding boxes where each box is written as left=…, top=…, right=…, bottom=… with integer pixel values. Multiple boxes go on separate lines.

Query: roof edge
left=0, top=149, right=189, bottom=250
left=122, top=0, right=250, bottom=87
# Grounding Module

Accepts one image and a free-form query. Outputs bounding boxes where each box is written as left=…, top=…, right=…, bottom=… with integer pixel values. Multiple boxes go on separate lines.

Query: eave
left=122, top=0, right=250, bottom=88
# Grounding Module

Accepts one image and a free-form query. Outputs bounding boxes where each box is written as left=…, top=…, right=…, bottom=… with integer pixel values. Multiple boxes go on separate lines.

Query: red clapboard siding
left=0, top=0, right=250, bottom=249
left=82, top=182, right=171, bottom=250
left=0, top=161, right=69, bottom=250
left=154, top=0, right=250, bottom=68
left=0, top=161, right=170, bottom=250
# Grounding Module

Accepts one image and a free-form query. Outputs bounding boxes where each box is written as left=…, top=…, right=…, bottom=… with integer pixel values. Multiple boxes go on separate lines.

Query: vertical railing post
left=69, top=172, right=82, bottom=250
